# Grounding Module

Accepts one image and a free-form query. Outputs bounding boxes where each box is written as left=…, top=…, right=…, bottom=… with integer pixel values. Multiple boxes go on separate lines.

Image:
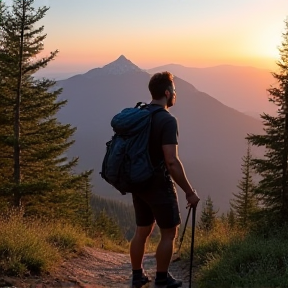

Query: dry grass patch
left=0, top=211, right=93, bottom=276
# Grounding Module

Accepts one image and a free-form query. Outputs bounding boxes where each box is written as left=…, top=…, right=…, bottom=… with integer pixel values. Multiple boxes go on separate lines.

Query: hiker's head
left=148, top=71, right=176, bottom=107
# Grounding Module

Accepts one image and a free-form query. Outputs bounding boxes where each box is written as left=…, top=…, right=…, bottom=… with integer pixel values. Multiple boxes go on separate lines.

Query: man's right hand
left=186, top=190, right=200, bottom=208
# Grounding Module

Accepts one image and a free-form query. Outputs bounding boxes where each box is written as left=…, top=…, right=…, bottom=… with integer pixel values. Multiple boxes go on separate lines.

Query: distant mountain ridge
left=55, top=55, right=264, bottom=215
left=148, top=63, right=276, bottom=118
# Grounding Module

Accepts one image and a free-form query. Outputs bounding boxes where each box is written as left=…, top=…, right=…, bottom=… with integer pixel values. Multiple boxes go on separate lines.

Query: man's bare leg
left=154, top=226, right=182, bottom=287
left=130, top=224, right=154, bottom=269
left=155, top=226, right=178, bottom=272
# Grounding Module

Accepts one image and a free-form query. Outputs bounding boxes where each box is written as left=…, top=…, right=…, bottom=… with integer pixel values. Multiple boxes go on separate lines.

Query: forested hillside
left=90, top=194, right=136, bottom=240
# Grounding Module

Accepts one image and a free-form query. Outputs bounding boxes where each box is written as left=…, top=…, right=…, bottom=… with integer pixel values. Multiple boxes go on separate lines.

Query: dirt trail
left=0, top=247, right=196, bottom=288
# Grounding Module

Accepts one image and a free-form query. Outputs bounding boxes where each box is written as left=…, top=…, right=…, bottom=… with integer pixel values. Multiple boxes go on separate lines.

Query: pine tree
left=227, top=208, right=236, bottom=229
left=247, top=19, right=288, bottom=225
left=74, top=175, right=93, bottom=235
left=94, top=209, right=124, bottom=241
left=90, top=194, right=136, bottom=239
left=0, top=0, right=13, bottom=212
left=199, top=195, right=218, bottom=231
left=230, top=142, right=258, bottom=227
left=0, top=0, right=91, bottom=218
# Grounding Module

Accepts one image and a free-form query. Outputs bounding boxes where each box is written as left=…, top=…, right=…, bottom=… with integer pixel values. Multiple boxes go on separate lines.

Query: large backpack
left=100, top=102, right=164, bottom=195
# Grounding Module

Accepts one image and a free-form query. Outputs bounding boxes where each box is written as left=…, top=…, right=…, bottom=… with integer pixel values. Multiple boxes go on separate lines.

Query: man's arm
left=162, top=144, right=200, bottom=207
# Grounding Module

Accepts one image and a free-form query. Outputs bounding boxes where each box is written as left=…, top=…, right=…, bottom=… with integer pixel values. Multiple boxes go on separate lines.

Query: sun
left=256, top=25, right=283, bottom=59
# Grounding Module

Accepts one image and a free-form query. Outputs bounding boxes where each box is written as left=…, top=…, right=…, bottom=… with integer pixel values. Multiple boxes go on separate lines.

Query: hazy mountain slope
left=55, top=56, right=264, bottom=215
left=148, top=64, right=276, bottom=118
left=170, top=77, right=263, bottom=213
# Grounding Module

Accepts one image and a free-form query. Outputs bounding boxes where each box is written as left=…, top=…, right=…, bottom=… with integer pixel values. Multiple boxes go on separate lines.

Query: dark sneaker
left=155, top=272, right=182, bottom=288
left=132, top=272, right=150, bottom=288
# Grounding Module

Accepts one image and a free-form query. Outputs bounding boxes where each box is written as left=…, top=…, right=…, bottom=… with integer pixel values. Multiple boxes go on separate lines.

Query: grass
left=93, top=229, right=160, bottom=254
left=0, top=211, right=94, bottom=276
left=45, top=221, right=94, bottom=252
left=7, top=208, right=288, bottom=288
left=94, top=233, right=130, bottom=253
left=180, top=220, right=288, bottom=288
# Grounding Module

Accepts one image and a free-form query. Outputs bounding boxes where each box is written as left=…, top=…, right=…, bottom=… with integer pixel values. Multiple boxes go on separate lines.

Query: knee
left=134, top=224, right=154, bottom=240
left=160, top=225, right=179, bottom=241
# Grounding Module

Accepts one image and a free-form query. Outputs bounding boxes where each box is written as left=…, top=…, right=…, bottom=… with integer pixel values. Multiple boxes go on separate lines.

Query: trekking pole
left=189, top=207, right=197, bottom=288
left=172, top=206, right=192, bottom=262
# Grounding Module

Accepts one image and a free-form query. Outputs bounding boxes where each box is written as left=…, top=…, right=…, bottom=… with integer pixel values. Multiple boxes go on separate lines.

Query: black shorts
left=132, top=170, right=181, bottom=229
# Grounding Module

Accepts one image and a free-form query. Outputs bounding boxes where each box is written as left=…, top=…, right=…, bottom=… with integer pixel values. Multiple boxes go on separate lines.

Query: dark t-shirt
left=148, top=104, right=178, bottom=167
left=132, top=104, right=180, bottom=229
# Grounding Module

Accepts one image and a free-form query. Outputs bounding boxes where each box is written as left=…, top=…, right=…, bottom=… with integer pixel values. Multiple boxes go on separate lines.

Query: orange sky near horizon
left=11, top=0, right=286, bottom=74
left=48, top=52, right=278, bottom=71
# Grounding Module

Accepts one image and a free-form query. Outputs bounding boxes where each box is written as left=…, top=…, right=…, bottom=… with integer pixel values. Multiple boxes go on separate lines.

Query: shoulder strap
left=134, top=102, right=148, bottom=109
left=134, top=102, right=166, bottom=116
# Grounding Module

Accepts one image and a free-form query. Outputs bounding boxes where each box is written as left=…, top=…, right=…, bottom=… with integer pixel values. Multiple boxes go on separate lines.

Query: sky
left=3, top=0, right=288, bottom=75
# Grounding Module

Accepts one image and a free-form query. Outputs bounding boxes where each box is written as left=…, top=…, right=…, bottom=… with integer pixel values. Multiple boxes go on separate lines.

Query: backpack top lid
left=111, top=105, right=160, bottom=136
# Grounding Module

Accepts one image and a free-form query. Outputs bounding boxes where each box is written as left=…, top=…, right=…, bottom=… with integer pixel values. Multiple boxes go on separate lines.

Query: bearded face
left=167, top=85, right=176, bottom=107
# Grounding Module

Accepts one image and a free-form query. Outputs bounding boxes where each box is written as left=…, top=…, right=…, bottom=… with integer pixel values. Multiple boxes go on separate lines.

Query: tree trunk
left=13, top=0, right=25, bottom=208
left=281, top=91, right=288, bottom=222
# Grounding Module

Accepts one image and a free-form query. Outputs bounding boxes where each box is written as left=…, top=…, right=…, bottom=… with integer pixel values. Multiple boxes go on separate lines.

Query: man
left=130, top=72, right=200, bottom=288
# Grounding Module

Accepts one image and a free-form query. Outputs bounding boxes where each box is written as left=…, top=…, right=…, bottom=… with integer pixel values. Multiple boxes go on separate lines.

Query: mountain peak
left=116, top=55, right=128, bottom=61
left=102, top=55, right=142, bottom=74
left=84, top=55, right=143, bottom=78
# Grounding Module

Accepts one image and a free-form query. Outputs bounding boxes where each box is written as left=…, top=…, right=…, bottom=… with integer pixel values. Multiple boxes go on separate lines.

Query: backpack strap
left=134, top=102, right=148, bottom=109
left=134, top=102, right=166, bottom=114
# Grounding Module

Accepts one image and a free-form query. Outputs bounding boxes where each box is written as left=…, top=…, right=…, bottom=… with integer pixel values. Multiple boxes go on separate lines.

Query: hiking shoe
left=155, top=272, right=182, bottom=288
left=132, top=272, right=150, bottom=288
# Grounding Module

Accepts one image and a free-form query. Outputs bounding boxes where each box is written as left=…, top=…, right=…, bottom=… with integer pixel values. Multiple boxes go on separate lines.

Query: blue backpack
left=100, top=102, right=164, bottom=194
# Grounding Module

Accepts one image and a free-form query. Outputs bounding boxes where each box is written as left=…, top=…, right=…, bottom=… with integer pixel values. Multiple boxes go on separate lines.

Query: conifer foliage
left=226, top=208, right=236, bottom=228
left=230, top=143, right=257, bottom=227
left=90, top=194, right=136, bottom=240
left=0, top=0, right=92, bottom=219
left=94, top=209, right=125, bottom=241
left=199, top=195, right=218, bottom=231
left=247, top=19, right=288, bottom=225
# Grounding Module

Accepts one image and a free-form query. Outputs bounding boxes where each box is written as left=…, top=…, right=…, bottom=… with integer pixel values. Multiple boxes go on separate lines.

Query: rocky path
left=0, top=247, right=196, bottom=288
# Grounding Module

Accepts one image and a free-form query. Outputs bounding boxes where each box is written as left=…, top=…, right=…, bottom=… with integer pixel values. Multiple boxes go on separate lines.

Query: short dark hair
left=148, top=71, right=174, bottom=100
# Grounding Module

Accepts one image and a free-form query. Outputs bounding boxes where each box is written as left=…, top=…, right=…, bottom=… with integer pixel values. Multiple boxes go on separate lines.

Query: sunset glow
left=6, top=0, right=287, bottom=74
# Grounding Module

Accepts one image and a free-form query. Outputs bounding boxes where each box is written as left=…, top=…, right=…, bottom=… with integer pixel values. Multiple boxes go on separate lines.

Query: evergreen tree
left=199, top=195, right=218, bottom=231
left=0, top=0, right=12, bottom=212
left=230, top=142, right=258, bottom=227
left=220, top=212, right=226, bottom=223
left=75, top=175, right=93, bottom=235
left=0, top=0, right=91, bottom=218
left=94, top=209, right=124, bottom=241
left=227, top=208, right=236, bottom=229
left=90, top=194, right=136, bottom=240
left=247, top=19, right=288, bottom=225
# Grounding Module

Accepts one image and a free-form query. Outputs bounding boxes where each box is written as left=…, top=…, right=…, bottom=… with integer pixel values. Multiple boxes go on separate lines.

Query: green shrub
left=198, top=236, right=288, bottom=287
left=183, top=221, right=288, bottom=288
left=181, top=220, right=244, bottom=264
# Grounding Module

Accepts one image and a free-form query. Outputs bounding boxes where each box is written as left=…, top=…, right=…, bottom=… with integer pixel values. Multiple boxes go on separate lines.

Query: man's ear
left=164, top=89, right=170, bottom=98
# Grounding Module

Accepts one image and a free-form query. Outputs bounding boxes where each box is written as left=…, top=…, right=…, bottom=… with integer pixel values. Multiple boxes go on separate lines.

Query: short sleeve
left=161, top=117, right=178, bottom=145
